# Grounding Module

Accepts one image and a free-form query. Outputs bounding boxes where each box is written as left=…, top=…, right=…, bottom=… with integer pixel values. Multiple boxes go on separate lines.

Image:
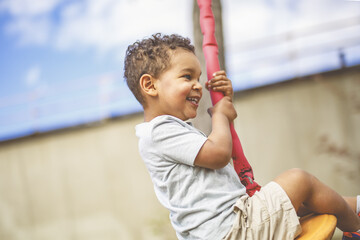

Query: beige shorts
left=224, top=181, right=302, bottom=240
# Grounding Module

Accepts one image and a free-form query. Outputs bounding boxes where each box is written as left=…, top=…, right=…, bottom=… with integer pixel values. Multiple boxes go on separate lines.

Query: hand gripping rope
left=197, top=0, right=261, bottom=196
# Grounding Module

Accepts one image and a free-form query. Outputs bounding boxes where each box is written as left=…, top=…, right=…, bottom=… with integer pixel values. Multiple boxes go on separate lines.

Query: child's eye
left=183, top=75, right=191, bottom=80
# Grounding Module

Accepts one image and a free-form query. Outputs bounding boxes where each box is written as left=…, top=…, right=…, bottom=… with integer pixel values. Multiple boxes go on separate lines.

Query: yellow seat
left=296, top=214, right=337, bottom=240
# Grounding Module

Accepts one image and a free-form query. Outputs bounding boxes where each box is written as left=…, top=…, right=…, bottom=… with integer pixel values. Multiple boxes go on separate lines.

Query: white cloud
left=5, top=15, right=51, bottom=45
left=222, top=0, right=360, bottom=49
left=0, top=0, right=59, bottom=46
left=0, top=0, right=193, bottom=54
left=2, top=0, right=357, bottom=58
left=55, top=0, right=192, bottom=52
left=25, top=66, right=41, bottom=86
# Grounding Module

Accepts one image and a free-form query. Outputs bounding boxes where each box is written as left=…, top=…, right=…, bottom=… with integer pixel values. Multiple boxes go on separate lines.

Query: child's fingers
left=205, top=81, right=210, bottom=90
left=210, top=72, right=227, bottom=84
left=209, top=79, right=231, bottom=88
left=208, top=78, right=232, bottom=91
left=211, top=85, right=230, bottom=93
left=208, top=77, right=229, bottom=87
left=210, top=84, right=231, bottom=94
left=211, top=73, right=228, bottom=81
left=212, top=70, right=226, bottom=77
left=207, top=71, right=233, bottom=97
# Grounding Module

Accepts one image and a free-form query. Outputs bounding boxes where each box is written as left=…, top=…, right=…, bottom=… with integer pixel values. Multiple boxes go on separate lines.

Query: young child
left=124, top=33, right=360, bottom=240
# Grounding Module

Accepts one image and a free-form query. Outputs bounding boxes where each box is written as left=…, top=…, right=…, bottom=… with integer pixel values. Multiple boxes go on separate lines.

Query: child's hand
left=206, top=70, right=233, bottom=100
left=208, top=96, right=237, bottom=122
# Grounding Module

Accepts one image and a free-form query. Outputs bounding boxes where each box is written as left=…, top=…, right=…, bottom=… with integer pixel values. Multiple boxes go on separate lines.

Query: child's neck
left=143, top=108, right=162, bottom=122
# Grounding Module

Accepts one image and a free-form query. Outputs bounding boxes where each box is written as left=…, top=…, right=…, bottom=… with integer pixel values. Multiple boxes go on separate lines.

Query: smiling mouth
left=186, top=97, right=200, bottom=106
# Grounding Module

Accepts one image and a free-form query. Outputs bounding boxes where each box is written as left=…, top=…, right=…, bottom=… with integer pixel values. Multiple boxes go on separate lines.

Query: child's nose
left=193, top=81, right=202, bottom=91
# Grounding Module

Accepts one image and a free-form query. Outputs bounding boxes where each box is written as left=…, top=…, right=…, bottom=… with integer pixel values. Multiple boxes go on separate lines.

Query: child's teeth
left=187, top=97, right=196, bottom=103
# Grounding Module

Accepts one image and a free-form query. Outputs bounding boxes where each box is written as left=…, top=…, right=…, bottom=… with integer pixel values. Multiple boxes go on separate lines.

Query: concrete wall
left=0, top=67, right=359, bottom=240
left=0, top=117, right=175, bottom=240
left=234, top=69, right=360, bottom=192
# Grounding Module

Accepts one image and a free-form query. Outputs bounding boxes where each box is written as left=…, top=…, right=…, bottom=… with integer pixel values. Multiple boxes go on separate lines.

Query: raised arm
left=194, top=71, right=236, bottom=169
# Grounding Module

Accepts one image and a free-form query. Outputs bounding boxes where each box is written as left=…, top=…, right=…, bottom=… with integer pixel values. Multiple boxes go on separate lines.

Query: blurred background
left=0, top=0, right=359, bottom=239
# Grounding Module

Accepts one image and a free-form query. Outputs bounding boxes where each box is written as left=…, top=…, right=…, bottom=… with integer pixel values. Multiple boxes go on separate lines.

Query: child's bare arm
left=194, top=71, right=236, bottom=169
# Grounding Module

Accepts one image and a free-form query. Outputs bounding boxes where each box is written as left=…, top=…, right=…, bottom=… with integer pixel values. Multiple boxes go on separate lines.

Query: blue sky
left=0, top=0, right=192, bottom=95
left=0, top=0, right=359, bottom=141
left=0, top=0, right=193, bottom=140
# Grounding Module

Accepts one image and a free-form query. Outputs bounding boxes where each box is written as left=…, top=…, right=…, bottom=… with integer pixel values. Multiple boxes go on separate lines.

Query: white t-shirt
left=136, top=115, right=246, bottom=240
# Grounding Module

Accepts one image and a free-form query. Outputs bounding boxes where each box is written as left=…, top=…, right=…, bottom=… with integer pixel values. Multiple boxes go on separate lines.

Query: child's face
left=154, top=49, right=202, bottom=121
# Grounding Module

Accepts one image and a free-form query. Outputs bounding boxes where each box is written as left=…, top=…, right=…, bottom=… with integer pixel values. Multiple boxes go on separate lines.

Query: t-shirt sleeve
left=151, top=118, right=207, bottom=166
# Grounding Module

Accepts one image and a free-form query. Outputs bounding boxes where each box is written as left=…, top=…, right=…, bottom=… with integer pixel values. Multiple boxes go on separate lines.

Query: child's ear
left=140, top=74, right=157, bottom=97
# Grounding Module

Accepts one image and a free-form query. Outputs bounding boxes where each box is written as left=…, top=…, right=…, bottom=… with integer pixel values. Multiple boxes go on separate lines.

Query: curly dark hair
left=124, top=33, right=195, bottom=106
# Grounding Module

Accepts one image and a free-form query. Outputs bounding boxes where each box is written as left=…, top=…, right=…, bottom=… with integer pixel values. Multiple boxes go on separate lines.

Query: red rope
left=197, top=0, right=261, bottom=196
